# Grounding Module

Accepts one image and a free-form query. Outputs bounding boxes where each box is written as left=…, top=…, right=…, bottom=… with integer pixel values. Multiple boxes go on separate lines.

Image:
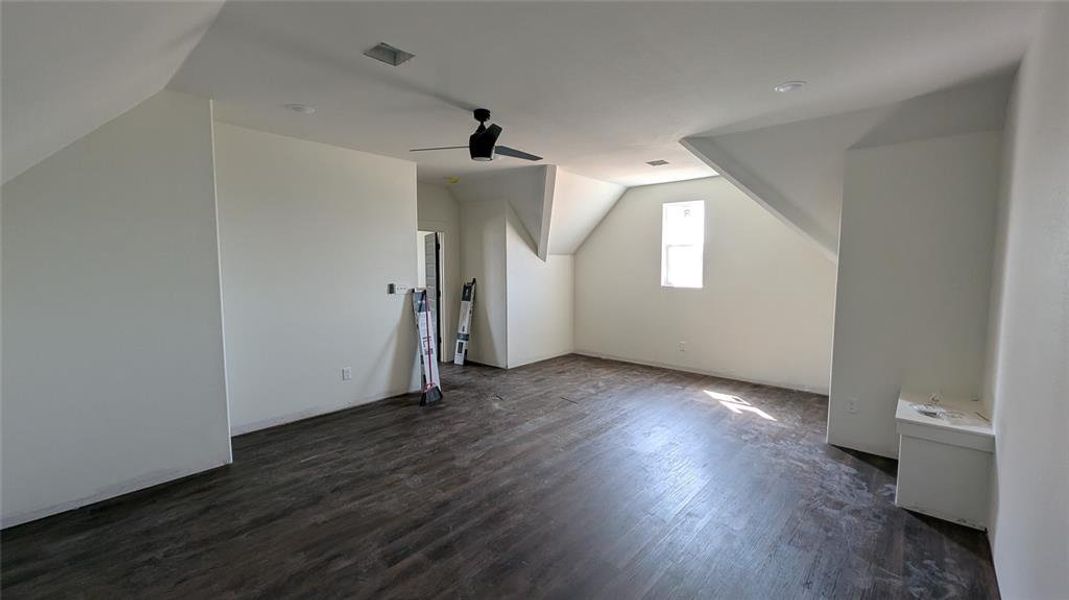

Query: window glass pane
left=661, top=201, right=704, bottom=288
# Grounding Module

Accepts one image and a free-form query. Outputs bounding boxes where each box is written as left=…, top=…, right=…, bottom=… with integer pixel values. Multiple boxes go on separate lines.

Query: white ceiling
left=685, top=72, right=1016, bottom=256
left=167, top=1, right=1041, bottom=188
left=3, top=2, right=1043, bottom=188
left=1, top=1, right=224, bottom=184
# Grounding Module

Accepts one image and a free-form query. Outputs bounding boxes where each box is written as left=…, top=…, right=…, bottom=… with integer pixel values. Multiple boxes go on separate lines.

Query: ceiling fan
left=410, top=108, right=542, bottom=162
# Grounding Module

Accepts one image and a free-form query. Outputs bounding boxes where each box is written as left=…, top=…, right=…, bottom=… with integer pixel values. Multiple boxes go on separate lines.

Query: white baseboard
left=573, top=350, right=830, bottom=396
left=229, top=386, right=421, bottom=436
left=1, top=455, right=231, bottom=529
left=507, top=349, right=575, bottom=369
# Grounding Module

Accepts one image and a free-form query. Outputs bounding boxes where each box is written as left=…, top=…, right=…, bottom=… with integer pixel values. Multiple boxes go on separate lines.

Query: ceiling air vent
left=363, top=42, right=415, bottom=66
left=646, top=159, right=670, bottom=166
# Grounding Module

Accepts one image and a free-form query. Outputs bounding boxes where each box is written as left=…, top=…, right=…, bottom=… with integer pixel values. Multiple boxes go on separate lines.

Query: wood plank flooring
left=1, top=355, right=999, bottom=599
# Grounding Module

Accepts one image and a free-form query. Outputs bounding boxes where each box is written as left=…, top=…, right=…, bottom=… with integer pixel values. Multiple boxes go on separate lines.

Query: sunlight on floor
left=703, top=390, right=777, bottom=421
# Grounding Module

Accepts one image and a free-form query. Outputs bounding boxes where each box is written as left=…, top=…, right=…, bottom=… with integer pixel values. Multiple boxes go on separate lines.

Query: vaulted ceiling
left=3, top=1, right=1043, bottom=188
left=1, top=1, right=224, bottom=183
left=685, top=72, right=1016, bottom=256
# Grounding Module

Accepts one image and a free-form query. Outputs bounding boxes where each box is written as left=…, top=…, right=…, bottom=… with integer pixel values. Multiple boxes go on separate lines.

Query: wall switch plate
left=678, top=341, right=687, bottom=352
left=387, top=283, right=409, bottom=295
left=341, top=367, right=352, bottom=381
left=847, top=398, right=859, bottom=414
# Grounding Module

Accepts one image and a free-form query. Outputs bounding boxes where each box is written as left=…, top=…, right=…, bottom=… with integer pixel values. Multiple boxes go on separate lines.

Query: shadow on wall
left=852, top=72, right=1015, bottom=150
left=474, top=221, right=504, bottom=368
left=364, top=297, right=421, bottom=398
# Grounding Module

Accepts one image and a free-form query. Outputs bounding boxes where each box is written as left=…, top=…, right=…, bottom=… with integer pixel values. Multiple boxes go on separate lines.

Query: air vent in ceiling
left=363, top=42, right=415, bottom=66
left=646, top=159, right=670, bottom=166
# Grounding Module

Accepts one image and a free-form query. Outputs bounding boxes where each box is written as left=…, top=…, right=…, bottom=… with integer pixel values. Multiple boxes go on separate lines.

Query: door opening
left=416, top=230, right=444, bottom=361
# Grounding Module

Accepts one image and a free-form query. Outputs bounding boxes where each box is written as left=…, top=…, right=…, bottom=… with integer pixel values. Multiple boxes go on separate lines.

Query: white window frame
left=660, top=200, right=705, bottom=289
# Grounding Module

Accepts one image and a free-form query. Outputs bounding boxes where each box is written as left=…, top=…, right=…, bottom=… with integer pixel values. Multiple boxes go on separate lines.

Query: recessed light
left=284, top=103, right=316, bottom=114
left=774, top=81, right=806, bottom=93
left=364, top=42, right=415, bottom=66
left=646, top=159, right=670, bottom=166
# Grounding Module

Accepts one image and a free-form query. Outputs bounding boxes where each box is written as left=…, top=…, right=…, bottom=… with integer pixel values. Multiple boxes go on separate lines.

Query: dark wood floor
left=2, top=355, right=998, bottom=599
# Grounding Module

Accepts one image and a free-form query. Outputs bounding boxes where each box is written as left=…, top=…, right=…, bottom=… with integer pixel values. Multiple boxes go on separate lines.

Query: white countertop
left=896, top=393, right=994, bottom=451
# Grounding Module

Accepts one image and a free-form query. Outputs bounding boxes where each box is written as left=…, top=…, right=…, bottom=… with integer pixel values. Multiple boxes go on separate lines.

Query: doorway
left=416, top=230, right=444, bottom=361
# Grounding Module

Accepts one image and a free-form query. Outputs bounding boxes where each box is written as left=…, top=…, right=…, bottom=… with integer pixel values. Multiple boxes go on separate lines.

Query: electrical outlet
left=678, top=341, right=687, bottom=352
left=341, top=367, right=352, bottom=381
left=846, top=398, right=859, bottom=414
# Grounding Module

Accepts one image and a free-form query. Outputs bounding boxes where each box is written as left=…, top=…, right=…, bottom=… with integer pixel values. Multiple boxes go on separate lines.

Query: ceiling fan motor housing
left=409, top=107, right=540, bottom=162
left=470, top=122, right=502, bottom=161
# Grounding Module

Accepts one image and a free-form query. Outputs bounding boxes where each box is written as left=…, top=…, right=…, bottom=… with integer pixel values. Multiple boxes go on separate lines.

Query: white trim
left=229, top=386, right=420, bottom=436
left=507, top=349, right=574, bottom=369
left=1, top=458, right=228, bottom=529
left=574, top=350, right=829, bottom=395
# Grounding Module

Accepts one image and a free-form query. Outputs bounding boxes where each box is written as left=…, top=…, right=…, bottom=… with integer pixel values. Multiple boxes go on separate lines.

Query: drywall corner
left=505, top=202, right=574, bottom=367
left=458, top=199, right=509, bottom=368
left=536, top=165, right=557, bottom=260
left=681, top=136, right=839, bottom=260
left=984, top=4, right=1069, bottom=597
left=548, top=168, right=626, bottom=255
left=827, top=131, right=1003, bottom=459
left=451, top=166, right=553, bottom=260
left=417, top=182, right=463, bottom=363
left=2, top=89, right=230, bottom=527
left=214, top=123, right=419, bottom=434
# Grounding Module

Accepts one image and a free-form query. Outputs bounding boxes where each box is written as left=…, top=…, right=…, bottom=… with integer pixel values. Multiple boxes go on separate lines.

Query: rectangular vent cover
left=364, top=42, right=415, bottom=66
left=646, top=159, right=670, bottom=166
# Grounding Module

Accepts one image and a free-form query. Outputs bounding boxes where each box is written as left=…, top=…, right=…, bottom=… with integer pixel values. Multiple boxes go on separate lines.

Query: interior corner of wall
left=681, top=136, right=838, bottom=261
left=569, top=185, right=627, bottom=258
left=536, top=165, right=557, bottom=261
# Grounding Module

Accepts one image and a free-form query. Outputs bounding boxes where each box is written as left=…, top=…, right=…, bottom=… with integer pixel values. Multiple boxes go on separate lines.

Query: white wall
left=416, top=231, right=429, bottom=287
left=417, top=183, right=462, bottom=362
left=684, top=112, right=875, bottom=256
left=452, top=166, right=554, bottom=259
left=455, top=177, right=578, bottom=369
left=828, top=132, right=1002, bottom=458
left=985, top=4, right=1069, bottom=597
left=682, top=74, right=1013, bottom=258
left=547, top=168, right=625, bottom=255
left=506, top=207, right=574, bottom=367
left=1, top=90, right=231, bottom=527
left=458, top=199, right=509, bottom=368
left=575, top=177, right=836, bottom=393
left=214, top=123, right=418, bottom=435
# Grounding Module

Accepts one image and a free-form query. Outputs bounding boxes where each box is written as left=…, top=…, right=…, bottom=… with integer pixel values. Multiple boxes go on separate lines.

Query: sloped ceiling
left=450, top=166, right=554, bottom=259
left=166, top=1, right=1040, bottom=188
left=450, top=166, right=624, bottom=258
left=1, top=0, right=224, bottom=184
left=3, top=2, right=1040, bottom=192
left=683, top=73, right=1016, bottom=258
left=548, top=169, right=625, bottom=255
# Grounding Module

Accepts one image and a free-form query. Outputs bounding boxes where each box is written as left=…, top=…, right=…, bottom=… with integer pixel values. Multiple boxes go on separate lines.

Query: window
left=661, top=200, right=704, bottom=288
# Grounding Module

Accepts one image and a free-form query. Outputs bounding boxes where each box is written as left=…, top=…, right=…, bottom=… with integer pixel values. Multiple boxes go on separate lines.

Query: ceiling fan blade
left=494, top=145, right=543, bottom=161
left=409, top=146, right=468, bottom=152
